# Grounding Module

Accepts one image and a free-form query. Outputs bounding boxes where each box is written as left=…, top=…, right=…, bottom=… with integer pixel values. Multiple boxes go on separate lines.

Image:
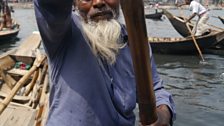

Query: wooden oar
left=35, top=73, right=49, bottom=126
left=186, top=23, right=205, bottom=62
left=120, top=0, right=157, bottom=125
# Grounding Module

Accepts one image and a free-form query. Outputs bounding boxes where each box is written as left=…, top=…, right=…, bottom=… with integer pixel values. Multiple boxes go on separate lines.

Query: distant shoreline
left=9, top=2, right=34, bottom=9
left=9, top=2, right=223, bottom=10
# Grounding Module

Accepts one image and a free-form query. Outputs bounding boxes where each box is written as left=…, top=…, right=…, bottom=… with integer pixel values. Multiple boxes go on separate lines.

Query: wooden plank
left=7, top=68, right=29, bottom=76
left=13, top=32, right=41, bottom=57
left=0, top=68, right=16, bottom=89
left=0, top=105, right=37, bottom=126
left=0, top=56, right=15, bottom=70
left=35, top=73, right=49, bottom=126
left=0, top=99, right=32, bottom=109
left=0, top=91, right=30, bottom=103
left=0, top=50, right=16, bottom=59
left=39, top=95, right=49, bottom=126
left=0, top=82, right=11, bottom=94
left=0, top=106, right=14, bottom=125
left=10, top=32, right=42, bottom=64
left=24, top=71, right=39, bottom=96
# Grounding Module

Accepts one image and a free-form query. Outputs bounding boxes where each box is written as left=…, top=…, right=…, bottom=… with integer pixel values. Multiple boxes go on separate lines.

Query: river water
left=0, top=8, right=224, bottom=126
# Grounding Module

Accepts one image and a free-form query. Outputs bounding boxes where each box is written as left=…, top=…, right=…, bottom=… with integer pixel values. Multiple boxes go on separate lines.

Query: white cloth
left=190, top=0, right=207, bottom=15
left=194, top=13, right=209, bottom=36
left=189, top=0, right=209, bottom=36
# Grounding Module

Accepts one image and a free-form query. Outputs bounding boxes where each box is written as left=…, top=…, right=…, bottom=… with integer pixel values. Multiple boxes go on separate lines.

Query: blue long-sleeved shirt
left=34, top=0, right=175, bottom=125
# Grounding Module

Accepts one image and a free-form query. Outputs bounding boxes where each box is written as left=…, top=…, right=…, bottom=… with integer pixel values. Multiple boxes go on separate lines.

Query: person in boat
left=3, top=1, right=12, bottom=29
left=0, top=2, right=4, bottom=30
left=34, top=0, right=176, bottom=126
left=154, top=2, right=159, bottom=13
left=177, top=0, right=210, bottom=36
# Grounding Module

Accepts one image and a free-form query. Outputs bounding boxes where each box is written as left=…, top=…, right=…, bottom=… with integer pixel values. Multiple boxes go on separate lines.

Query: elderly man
left=34, top=0, right=175, bottom=126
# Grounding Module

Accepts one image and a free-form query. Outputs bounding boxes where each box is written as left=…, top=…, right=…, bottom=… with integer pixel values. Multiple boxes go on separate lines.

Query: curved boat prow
left=163, top=9, right=194, bottom=37
left=218, top=16, right=224, bottom=24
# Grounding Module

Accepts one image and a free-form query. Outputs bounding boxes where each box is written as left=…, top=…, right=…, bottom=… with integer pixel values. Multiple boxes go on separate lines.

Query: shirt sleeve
left=190, top=1, right=199, bottom=14
left=149, top=45, right=176, bottom=121
left=34, top=0, right=73, bottom=58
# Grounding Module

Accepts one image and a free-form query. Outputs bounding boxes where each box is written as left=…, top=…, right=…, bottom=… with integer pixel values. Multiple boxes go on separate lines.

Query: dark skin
left=76, top=0, right=119, bottom=22
left=76, top=0, right=172, bottom=125
left=176, top=0, right=196, bottom=23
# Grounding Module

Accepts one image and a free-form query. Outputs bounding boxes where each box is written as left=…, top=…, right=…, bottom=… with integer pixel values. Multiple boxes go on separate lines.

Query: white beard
left=81, top=19, right=124, bottom=64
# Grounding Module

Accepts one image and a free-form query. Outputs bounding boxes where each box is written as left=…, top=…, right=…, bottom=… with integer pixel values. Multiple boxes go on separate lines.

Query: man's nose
left=93, top=0, right=105, bottom=8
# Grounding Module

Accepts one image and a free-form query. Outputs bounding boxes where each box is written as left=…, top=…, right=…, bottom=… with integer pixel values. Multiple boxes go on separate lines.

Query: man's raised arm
left=34, top=0, right=73, bottom=57
left=34, top=0, right=73, bottom=42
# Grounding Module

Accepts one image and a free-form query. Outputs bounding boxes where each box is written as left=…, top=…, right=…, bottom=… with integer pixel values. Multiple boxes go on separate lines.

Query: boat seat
left=0, top=91, right=30, bottom=104
left=7, top=68, right=29, bottom=76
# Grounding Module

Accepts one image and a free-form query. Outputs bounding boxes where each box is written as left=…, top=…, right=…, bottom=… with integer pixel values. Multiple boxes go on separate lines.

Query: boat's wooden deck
left=0, top=32, right=48, bottom=126
left=0, top=104, right=36, bottom=126
left=13, top=32, right=41, bottom=57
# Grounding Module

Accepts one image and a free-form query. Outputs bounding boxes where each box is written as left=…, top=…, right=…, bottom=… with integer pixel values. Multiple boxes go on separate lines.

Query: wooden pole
left=120, top=0, right=157, bottom=125
left=24, top=70, right=39, bottom=96
left=186, top=23, right=205, bottom=62
left=35, top=73, right=49, bottom=126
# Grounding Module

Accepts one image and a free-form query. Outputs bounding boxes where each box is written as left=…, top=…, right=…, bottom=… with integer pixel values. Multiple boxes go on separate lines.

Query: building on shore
left=144, top=0, right=223, bottom=6
left=8, top=0, right=33, bottom=3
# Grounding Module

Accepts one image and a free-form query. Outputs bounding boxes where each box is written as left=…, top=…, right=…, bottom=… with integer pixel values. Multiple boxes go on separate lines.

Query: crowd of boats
left=145, top=9, right=224, bottom=55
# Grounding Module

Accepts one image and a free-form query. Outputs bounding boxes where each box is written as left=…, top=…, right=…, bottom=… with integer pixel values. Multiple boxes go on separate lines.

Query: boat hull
left=163, top=9, right=193, bottom=37
left=145, top=12, right=163, bottom=20
left=149, top=31, right=224, bottom=54
left=0, top=29, right=19, bottom=41
left=218, top=16, right=224, bottom=24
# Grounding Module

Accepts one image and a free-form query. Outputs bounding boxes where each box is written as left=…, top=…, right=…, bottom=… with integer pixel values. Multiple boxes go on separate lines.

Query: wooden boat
left=0, top=22, right=20, bottom=42
left=162, top=9, right=224, bottom=51
left=163, top=9, right=224, bottom=37
left=149, top=30, right=224, bottom=54
left=145, top=11, right=163, bottom=20
left=0, top=1, right=20, bottom=42
left=163, top=9, right=194, bottom=37
left=218, top=16, right=224, bottom=24
left=0, top=32, right=49, bottom=126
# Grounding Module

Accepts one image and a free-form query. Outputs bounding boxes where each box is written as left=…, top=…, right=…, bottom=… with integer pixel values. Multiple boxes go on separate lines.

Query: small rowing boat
left=149, top=30, right=224, bottom=54
left=145, top=11, right=163, bottom=20
left=0, top=32, right=49, bottom=126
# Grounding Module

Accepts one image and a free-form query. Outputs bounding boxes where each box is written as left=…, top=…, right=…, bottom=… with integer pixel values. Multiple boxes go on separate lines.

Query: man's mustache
left=90, top=10, right=113, bottom=18
left=88, top=7, right=117, bottom=20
